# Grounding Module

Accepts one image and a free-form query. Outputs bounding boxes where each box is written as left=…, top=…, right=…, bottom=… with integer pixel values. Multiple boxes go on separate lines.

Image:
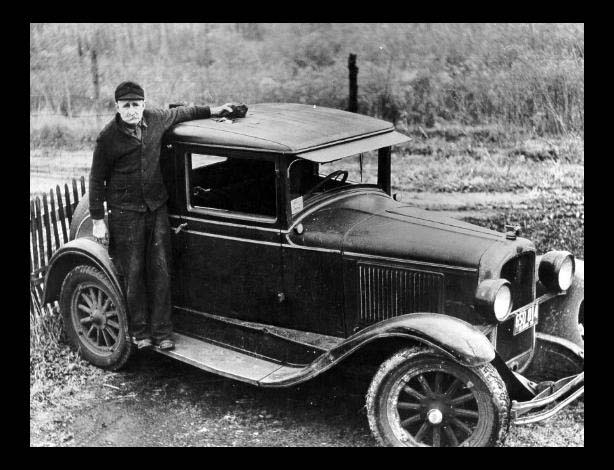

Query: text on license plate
left=513, top=303, right=539, bottom=335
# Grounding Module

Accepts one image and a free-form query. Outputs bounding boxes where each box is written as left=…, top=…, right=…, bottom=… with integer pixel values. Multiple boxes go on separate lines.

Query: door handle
left=173, top=222, right=188, bottom=234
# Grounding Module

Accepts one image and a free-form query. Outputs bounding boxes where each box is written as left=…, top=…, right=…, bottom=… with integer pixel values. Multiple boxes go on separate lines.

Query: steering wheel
left=304, top=170, right=348, bottom=198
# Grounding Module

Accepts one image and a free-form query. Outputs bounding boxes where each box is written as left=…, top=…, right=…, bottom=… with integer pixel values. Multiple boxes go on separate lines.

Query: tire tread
left=366, top=346, right=510, bottom=447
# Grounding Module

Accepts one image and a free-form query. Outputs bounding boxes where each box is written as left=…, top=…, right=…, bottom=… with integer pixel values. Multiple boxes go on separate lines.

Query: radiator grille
left=500, top=252, right=535, bottom=310
left=358, top=263, right=444, bottom=322
left=496, top=252, right=536, bottom=366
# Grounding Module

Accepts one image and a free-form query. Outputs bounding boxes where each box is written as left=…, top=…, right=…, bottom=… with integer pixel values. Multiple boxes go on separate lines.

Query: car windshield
left=288, top=150, right=380, bottom=204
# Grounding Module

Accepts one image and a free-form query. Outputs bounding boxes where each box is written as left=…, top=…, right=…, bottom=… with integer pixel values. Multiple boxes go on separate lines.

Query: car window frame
left=184, top=149, right=280, bottom=226
left=284, top=154, right=384, bottom=222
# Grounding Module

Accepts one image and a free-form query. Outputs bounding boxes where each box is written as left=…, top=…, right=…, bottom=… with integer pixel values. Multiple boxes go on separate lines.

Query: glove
left=218, top=103, right=248, bottom=119
left=92, top=219, right=108, bottom=245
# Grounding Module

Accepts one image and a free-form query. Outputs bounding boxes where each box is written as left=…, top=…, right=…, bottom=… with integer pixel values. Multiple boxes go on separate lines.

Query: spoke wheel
left=71, top=283, right=121, bottom=354
left=60, top=265, right=132, bottom=370
left=366, top=347, right=510, bottom=447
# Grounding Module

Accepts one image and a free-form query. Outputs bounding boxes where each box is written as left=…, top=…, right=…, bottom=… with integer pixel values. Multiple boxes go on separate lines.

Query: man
left=89, top=80, right=232, bottom=351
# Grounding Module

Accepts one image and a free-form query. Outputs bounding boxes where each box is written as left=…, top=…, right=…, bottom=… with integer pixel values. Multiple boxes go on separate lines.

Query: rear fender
left=42, top=237, right=123, bottom=305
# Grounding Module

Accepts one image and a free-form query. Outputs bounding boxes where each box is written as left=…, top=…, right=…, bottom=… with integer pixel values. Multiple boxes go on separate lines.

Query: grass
left=30, top=316, right=103, bottom=413
left=392, top=152, right=583, bottom=194
left=30, top=112, right=111, bottom=150
left=463, top=204, right=584, bottom=259
left=30, top=24, right=584, bottom=134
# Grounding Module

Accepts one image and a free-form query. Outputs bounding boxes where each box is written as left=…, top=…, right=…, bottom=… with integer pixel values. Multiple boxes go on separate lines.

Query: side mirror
left=393, top=193, right=402, bottom=202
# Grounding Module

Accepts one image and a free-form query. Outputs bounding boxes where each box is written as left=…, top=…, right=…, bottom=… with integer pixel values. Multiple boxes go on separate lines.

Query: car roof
left=168, top=103, right=410, bottom=162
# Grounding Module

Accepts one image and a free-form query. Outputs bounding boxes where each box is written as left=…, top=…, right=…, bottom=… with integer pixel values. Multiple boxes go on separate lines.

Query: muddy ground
left=30, top=349, right=584, bottom=447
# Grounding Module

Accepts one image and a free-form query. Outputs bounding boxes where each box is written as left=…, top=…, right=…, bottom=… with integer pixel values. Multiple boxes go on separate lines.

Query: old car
left=43, top=103, right=584, bottom=447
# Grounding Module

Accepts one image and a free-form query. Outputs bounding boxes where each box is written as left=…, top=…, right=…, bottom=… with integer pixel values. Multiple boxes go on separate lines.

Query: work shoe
left=136, top=338, right=153, bottom=350
left=155, top=339, right=175, bottom=351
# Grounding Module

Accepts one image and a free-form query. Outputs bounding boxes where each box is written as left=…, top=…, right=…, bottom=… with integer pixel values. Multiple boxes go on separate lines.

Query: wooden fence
left=30, top=176, right=86, bottom=316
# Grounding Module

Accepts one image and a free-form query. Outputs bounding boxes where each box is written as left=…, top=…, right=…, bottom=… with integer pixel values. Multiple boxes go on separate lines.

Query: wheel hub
left=91, top=309, right=106, bottom=327
left=427, top=408, right=443, bottom=425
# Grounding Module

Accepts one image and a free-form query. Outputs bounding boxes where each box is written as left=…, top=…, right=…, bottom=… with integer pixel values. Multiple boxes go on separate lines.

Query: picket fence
left=30, top=176, right=86, bottom=316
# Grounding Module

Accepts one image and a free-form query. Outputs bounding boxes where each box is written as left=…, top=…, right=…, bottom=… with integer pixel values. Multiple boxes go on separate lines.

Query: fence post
left=49, top=188, right=61, bottom=250
left=348, top=53, right=358, bottom=113
left=72, top=178, right=80, bottom=208
left=42, top=193, right=52, bottom=261
left=91, top=48, right=100, bottom=101
left=30, top=201, right=39, bottom=272
left=56, top=185, right=68, bottom=243
left=64, top=183, right=72, bottom=224
left=34, top=197, right=47, bottom=267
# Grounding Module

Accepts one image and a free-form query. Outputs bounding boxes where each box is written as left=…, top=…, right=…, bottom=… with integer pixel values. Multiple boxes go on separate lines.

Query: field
left=29, top=126, right=583, bottom=447
left=30, top=24, right=584, bottom=135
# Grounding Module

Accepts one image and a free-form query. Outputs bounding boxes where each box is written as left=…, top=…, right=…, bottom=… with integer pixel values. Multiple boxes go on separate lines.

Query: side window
left=187, top=153, right=277, bottom=219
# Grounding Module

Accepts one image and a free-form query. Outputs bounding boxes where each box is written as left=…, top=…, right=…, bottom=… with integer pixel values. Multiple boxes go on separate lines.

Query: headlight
left=475, top=279, right=513, bottom=322
left=538, top=251, right=575, bottom=292
left=493, top=284, right=512, bottom=321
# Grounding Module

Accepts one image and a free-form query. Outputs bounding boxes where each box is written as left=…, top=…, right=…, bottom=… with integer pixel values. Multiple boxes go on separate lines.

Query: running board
left=171, top=307, right=344, bottom=367
left=150, top=332, right=307, bottom=387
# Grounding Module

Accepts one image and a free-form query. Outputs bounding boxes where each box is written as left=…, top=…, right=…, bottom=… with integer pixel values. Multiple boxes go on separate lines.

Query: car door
left=172, top=149, right=285, bottom=325
left=279, top=158, right=347, bottom=338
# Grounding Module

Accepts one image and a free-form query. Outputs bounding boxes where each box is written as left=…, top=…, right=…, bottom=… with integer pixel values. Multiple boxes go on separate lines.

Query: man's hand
left=210, top=103, right=234, bottom=117
left=92, top=218, right=109, bottom=245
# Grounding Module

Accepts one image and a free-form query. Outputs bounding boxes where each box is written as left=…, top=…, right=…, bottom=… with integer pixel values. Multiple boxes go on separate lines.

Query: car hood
left=291, top=191, right=513, bottom=270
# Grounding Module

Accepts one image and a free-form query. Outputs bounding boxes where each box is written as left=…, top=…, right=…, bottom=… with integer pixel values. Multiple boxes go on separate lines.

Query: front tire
left=59, top=265, right=132, bottom=370
left=366, top=347, right=510, bottom=447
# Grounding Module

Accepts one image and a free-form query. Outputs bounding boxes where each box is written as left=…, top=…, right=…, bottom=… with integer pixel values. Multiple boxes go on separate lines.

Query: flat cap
left=115, top=81, right=145, bottom=101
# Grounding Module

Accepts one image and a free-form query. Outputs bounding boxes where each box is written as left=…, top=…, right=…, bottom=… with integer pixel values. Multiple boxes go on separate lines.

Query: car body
left=43, top=103, right=584, bottom=447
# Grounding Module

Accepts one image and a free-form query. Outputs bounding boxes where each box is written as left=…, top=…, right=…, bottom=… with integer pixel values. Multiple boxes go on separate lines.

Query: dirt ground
left=29, top=349, right=584, bottom=447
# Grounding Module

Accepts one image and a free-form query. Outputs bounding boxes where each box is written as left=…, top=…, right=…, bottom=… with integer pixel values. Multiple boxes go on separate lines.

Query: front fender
left=42, top=236, right=123, bottom=305
left=260, top=313, right=495, bottom=387
left=536, top=258, right=584, bottom=349
left=339, top=313, right=496, bottom=366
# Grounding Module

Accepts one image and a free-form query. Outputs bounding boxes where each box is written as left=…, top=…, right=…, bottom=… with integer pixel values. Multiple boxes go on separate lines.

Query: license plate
left=513, top=303, right=539, bottom=335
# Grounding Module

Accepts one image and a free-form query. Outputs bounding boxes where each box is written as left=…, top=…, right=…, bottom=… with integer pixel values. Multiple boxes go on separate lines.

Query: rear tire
left=59, top=265, right=132, bottom=370
left=366, top=346, right=510, bottom=447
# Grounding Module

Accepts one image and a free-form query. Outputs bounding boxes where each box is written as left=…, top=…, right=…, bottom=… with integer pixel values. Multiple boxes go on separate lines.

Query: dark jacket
left=89, top=105, right=211, bottom=219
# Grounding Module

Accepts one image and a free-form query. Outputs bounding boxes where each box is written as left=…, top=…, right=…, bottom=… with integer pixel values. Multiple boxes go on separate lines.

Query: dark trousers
left=108, top=204, right=172, bottom=341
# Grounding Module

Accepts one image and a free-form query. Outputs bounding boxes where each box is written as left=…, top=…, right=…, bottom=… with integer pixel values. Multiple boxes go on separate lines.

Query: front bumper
left=511, top=371, right=584, bottom=425
left=510, top=333, right=584, bottom=425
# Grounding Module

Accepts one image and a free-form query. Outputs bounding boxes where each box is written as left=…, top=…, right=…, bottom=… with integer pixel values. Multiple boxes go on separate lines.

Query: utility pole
left=348, top=53, right=358, bottom=113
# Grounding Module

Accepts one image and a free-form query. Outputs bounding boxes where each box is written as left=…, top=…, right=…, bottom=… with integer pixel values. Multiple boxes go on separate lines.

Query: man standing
left=89, top=81, right=232, bottom=351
